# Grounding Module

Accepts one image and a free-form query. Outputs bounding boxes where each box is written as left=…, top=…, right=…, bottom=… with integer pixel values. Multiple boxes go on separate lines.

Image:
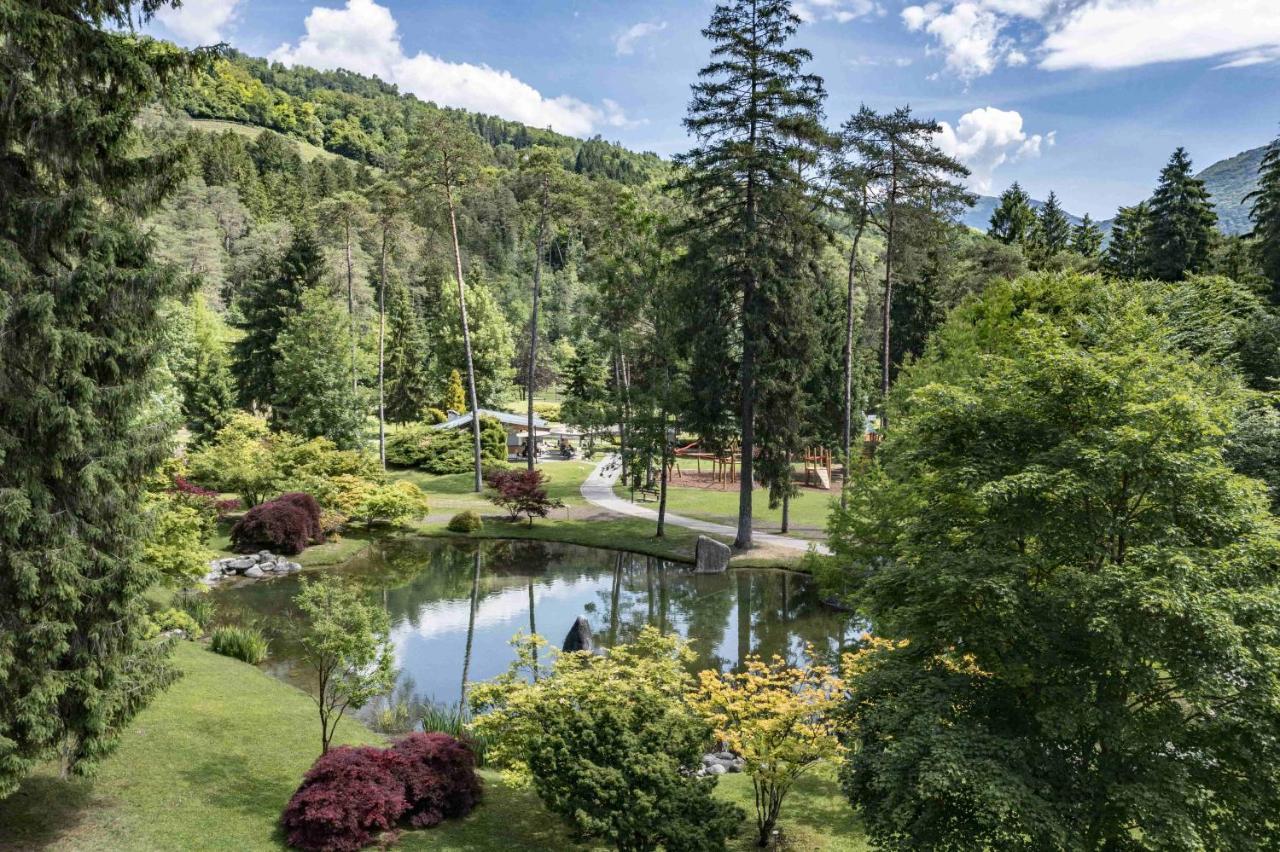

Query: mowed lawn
left=0, top=642, right=867, bottom=851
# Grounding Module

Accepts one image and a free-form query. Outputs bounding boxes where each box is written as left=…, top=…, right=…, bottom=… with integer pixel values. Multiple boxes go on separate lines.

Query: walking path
left=580, top=455, right=830, bottom=555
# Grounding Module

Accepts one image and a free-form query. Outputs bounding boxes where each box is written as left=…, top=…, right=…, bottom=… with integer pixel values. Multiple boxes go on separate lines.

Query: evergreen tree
left=1143, top=147, right=1217, bottom=281
left=0, top=1, right=191, bottom=794
left=987, top=182, right=1036, bottom=245
left=1070, top=213, right=1104, bottom=257
left=677, top=0, right=828, bottom=548
left=442, top=369, right=467, bottom=413
left=1036, top=191, right=1071, bottom=256
left=177, top=294, right=236, bottom=444
left=382, top=279, right=434, bottom=423
left=231, top=226, right=325, bottom=410
left=273, top=287, right=365, bottom=448
left=1105, top=201, right=1151, bottom=278
left=1246, top=139, right=1280, bottom=302
left=318, top=191, right=370, bottom=393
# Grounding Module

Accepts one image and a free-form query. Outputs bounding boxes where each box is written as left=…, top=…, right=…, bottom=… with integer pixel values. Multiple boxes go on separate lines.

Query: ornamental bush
left=484, top=469, right=564, bottom=525
left=385, top=418, right=506, bottom=474
left=389, top=733, right=482, bottom=828
left=230, top=492, right=322, bottom=554
left=281, top=746, right=407, bottom=852
left=447, top=510, right=483, bottom=533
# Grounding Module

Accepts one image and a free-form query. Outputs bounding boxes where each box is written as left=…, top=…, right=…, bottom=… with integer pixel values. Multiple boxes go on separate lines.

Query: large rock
left=244, top=565, right=265, bottom=579
left=562, top=616, right=593, bottom=653
left=694, top=536, right=731, bottom=574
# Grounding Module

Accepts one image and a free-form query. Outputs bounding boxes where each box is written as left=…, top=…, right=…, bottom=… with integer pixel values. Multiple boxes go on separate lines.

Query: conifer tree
left=232, top=226, right=325, bottom=410
left=319, top=191, right=370, bottom=394
left=443, top=369, right=467, bottom=414
left=1143, top=147, right=1217, bottom=281
left=677, top=0, right=828, bottom=548
left=1036, top=191, right=1071, bottom=256
left=1246, top=138, right=1280, bottom=302
left=273, top=288, right=365, bottom=448
left=987, top=182, right=1036, bottom=245
left=382, top=280, right=434, bottom=423
left=177, top=295, right=236, bottom=444
left=1, top=0, right=193, bottom=795
left=1070, top=213, right=1104, bottom=257
left=1105, top=201, right=1151, bottom=279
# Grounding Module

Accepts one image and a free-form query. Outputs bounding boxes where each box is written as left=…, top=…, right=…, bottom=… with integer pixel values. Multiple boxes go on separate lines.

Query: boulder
left=244, top=565, right=265, bottom=579
left=706, top=763, right=727, bottom=775
left=562, top=616, right=593, bottom=652
left=228, top=556, right=255, bottom=572
left=694, top=536, right=731, bottom=574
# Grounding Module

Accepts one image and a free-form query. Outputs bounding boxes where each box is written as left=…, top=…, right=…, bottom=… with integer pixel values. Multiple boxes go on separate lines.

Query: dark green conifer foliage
left=1246, top=139, right=1280, bottom=302
left=231, top=226, right=325, bottom=410
left=178, top=297, right=236, bottom=444
left=1070, top=213, right=1104, bottom=257
left=987, top=182, right=1036, bottom=245
left=1105, top=201, right=1152, bottom=278
left=383, top=279, right=436, bottom=423
left=0, top=0, right=195, bottom=795
left=272, top=287, right=365, bottom=447
left=677, top=0, right=828, bottom=548
left=1143, top=147, right=1217, bottom=281
left=1036, top=191, right=1071, bottom=255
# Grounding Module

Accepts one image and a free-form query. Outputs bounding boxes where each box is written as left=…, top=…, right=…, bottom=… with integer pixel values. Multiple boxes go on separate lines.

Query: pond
left=212, top=538, right=859, bottom=716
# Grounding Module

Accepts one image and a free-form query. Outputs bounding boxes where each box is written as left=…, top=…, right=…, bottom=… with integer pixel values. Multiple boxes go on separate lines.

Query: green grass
left=181, top=117, right=342, bottom=164
left=651, top=477, right=835, bottom=540
left=0, top=642, right=866, bottom=850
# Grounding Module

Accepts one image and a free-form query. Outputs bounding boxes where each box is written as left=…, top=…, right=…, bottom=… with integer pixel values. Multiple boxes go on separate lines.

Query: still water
left=212, top=538, right=858, bottom=709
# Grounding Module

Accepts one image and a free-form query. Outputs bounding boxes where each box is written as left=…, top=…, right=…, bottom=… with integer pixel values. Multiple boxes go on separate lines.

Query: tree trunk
left=346, top=217, right=357, bottom=395
left=527, top=179, right=548, bottom=472
left=657, top=379, right=671, bottom=538
left=842, top=190, right=868, bottom=508
left=377, top=227, right=388, bottom=468
left=446, top=181, right=484, bottom=492
left=737, top=11, right=760, bottom=550
left=881, top=157, right=899, bottom=416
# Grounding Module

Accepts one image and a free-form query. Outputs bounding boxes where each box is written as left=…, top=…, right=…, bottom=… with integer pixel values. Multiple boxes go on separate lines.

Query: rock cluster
left=204, top=550, right=301, bottom=585
left=696, top=751, right=746, bottom=777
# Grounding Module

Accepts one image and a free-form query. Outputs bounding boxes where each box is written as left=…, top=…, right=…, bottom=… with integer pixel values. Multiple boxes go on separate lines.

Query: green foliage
left=353, top=480, right=430, bottom=527
left=1105, top=200, right=1151, bottom=278
left=1033, top=190, right=1071, bottom=257
left=1143, top=147, right=1218, bottom=281
left=139, top=491, right=215, bottom=587
left=174, top=589, right=217, bottom=630
left=0, top=1, right=192, bottom=794
left=470, top=629, right=743, bottom=851
left=822, top=272, right=1280, bottom=849
left=986, top=182, right=1036, bottom=245
left=1070, top=213, right=1104, bottom=257
left=146, top=608, right=201, bottom=638
left=385, top=419, right=506, bottom=474
left=186, top=412, right=279, bottom=506
left=1247, top=138, right=1280, bottom=301
left=210, top=625, right=269, bottom=665
left=382, top=277, right=436, bottom=423
left=172, top=294, right=236, bottom=444
left=447, top=510, right=483, bottom=533
left=273, top=287, right=365, bottom=449
left=294, top=578, right=395, bottom=754
left=442, top=369, right=466, bottom=414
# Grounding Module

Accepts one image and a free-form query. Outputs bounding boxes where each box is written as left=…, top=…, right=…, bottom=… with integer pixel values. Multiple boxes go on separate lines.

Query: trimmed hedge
left=446, top=510, right=483, bottom=533
left=281, top=735, right=481, bottom=850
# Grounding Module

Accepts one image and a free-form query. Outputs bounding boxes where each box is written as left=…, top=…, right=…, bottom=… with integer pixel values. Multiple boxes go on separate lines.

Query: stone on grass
left=562, top=616, right=593, bottom=652
left=694, top=536, right=730, bottom=574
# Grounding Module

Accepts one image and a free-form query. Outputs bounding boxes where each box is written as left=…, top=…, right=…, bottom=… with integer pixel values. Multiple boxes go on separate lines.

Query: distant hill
left=964, top=142, right=1276, bottom=239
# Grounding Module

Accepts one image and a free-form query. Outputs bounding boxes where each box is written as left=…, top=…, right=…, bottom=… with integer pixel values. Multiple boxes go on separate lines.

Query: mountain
left=964, top=142, right=1277, bottom=239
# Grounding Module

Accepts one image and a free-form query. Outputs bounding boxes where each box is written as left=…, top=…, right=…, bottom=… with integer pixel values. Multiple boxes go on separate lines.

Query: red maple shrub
left=389, top=733, right=483, bottom=828
left=484, top=469, right=564, bottom=525
left=230, top=492, right=322, bottom=555
left=280, top=746, right=407, bottom=852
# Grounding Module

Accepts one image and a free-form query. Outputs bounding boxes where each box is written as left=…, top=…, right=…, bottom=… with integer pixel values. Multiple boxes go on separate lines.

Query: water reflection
left=212, top=538, right=859, bottom=710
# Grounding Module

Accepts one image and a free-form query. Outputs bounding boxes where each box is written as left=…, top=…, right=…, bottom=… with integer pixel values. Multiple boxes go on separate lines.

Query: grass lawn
left=0, top=643, right=866, bottom=851
left=644, top=478, right=835, bottom=541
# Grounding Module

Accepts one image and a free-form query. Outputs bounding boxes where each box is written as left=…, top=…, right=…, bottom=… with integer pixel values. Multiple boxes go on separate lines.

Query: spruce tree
left=1036, top=191, right=1071, bottom=256
left=0, top=1, right=192, bottom=794
left=273, top=288, right=365, bottom=448
left=1246, top=139, right=1280, bottom=302
left=1105, top=201, right=1151, bottom=279
left=178, top=295, right=236, bottom=444
left=1143, top=147, right=1217, bottom=281
left=383, top=279, right=435, bottom=423
left=677, top=0, right=828, bottom=548
left=1070, top=213, right=1104, bottom=257
left=231, top=226, right=324, bottom=410
left=987, top=182, right=1036, bottom=245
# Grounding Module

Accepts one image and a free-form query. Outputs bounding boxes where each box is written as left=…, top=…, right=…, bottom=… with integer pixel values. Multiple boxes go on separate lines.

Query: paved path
left=580, top=455, right=830, bottom=555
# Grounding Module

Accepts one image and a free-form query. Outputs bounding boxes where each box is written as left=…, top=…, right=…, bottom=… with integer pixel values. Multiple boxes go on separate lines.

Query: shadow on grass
left=0, top=771, right=100, bottom=851
left=178, top=751, right=293, bottom=848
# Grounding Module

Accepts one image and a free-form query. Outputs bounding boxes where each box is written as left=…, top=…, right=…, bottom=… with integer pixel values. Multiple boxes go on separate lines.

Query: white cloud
left=270, top=0, right=629, bottom=137
left=901, top=0, right=1280, bottom=80
left=1040, top=0, right=1280, bottom=71
left=795, top=0, right=882, bottom=23
left=155, top=0, right=241, bottom=45
left=935, top=106, right=1054, bottom=192
left=615, top=20, right=667, bottom=56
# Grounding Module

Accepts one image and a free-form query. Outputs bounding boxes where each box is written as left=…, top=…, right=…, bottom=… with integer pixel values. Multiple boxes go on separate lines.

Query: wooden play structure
left=669, top=440, right=847, bottom=491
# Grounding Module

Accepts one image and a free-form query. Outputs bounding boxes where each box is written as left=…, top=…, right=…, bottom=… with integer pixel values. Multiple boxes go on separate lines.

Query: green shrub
left=447, top=510, right=483, bottom=533
left=210, top=624, right=269, bottom=664
left=385, top=418, right=506, bottom=474
left=532, top=401, right=561, bottom=422
left=155, top=608, right=200, bottom=635
left=420, top=701, right=490, bottom=767
left=420, top=407, right=447, bottom=425
left=174, top=589, right=216, bottom=629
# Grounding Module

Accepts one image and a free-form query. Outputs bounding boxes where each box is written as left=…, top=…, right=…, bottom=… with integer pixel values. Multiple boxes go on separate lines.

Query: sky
left=149, top=0, right=1280, bottom=217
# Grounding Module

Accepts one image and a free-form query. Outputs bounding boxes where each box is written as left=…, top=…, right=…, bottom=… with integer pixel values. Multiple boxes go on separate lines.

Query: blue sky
left=151, top=0, right=1280, bottom=217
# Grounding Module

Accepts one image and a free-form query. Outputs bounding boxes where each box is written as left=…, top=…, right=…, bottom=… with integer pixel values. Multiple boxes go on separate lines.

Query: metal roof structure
left=433, top=408, right=550, bottom=431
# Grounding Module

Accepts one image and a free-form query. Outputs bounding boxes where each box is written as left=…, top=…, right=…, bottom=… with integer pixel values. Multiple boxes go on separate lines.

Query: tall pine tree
left=1071, top=213, right=1104, bottom=257
left=1036, top=191, right=1071, bottom=256
left=383, top=279, right=435, bottom=423
left=1246, top=138, right=1280, bottom=303
left=1143, top=147, right=1217, bottom=281
left=1105, top=201, right=1151, bottom=279
left=231, top=226, right=325, bottom=410
left=987, top=182, right=1036, bottom=246
left=273, top=287, right=365, bottom=448
left=677, top=0, right=828, bottom=548
left=0, top=1, right=192, bottom=794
